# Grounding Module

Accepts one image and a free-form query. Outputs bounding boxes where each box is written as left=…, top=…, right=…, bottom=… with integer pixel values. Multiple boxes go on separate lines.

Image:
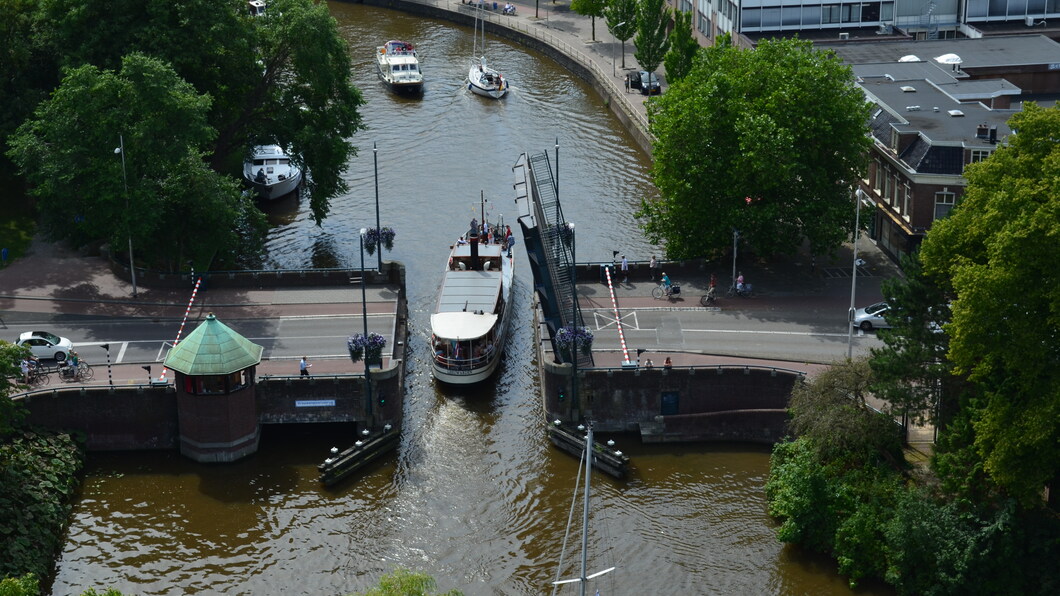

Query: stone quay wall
left=17, top=367, right=403, bottom=453
left=534, top=298, right=800, bottom=443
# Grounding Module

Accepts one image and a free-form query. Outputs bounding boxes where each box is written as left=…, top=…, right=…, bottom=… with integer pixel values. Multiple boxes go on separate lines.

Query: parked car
left=637, top=71, right=661, bottom=95
left=852, top=302, right=891, bottom=331
left=627, top=70, right=662, bottom=95
left=16, top=331, right=74, bottom=361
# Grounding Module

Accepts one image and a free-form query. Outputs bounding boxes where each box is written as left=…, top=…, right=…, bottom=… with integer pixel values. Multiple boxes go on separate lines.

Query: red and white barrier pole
left=159, top=277, right=201, bottom=382
left=604, top=267, right=632, bottom=365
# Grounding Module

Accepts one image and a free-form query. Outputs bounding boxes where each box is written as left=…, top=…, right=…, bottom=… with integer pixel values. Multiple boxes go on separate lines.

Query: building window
left=883, top=167, right=891, bottom=201
left=874, top=159, right=883, bottom=192
left=681, top=0, right=693, bottom=12
left=902, top=183, right=911, bottom=218
left=890, top=129, right=900, bottom=152
left=822, top=3, right=841, bottom=23
left=892, top=174, right=900, bottom=206
left=968, top=149, right=992, bottom=164
left=934, top=190, right=956, bottom=220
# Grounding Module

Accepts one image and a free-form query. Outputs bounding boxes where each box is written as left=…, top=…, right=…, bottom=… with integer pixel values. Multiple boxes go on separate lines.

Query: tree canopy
left=2, top=0, right=363, bottom=265
left=7, top=53, right=266, bottom=270
left=918, top=103, right=1060, bottom=507
left=641, top=38, right=872, bottom=259
left=632, top=0, right=669, bottom=74
left=662, top=9, right=698, bottom=84
left=570, top=0, right=608, bottom=42
left=604, top=0, right=638, bottom=70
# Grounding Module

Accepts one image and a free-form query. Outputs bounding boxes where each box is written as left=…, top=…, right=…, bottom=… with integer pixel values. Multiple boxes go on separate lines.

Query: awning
left=431, top=311, right=498, bottom=340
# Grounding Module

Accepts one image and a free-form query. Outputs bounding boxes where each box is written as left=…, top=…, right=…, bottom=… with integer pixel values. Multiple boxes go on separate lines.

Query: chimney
left=976, top=123, right=989, bottom=139
left=468, top=232, right=480, bottom=270
left=989, top=126, right=998, bottom=144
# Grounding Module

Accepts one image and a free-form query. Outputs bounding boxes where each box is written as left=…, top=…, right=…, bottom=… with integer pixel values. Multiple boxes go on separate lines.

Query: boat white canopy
left=431, top=311, right=498, bottom=340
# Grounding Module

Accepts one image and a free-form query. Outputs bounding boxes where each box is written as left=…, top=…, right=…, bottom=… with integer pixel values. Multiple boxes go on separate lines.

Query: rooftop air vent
left=900, top=85, right=916, bottom=92
left=948, top=109, right=965, bottom=117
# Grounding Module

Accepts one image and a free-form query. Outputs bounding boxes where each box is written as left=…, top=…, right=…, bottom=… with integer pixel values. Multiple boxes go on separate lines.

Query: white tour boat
left=243, top=145, right=302, bottom=200
left=376, top=40, right=423, bottom=94
left=431, top=231, right=514, bottom=384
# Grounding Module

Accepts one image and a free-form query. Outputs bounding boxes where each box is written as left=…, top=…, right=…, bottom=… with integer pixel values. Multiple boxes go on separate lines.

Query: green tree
left=870, top=251, right=958, bottom=427
left=919, top=103, right=1060, bottom=507
left=0, top=343, right=29, bottom=440
left=632, top=0, right=669, bottom=74
left=7, top=53, right=265, bottom=270
left=0, top=0, right=58, bottom=160
left=356, top=568, right=463, bottom=596
left=570, top=0, right=609, bottom=41
left=604, top=0, right=638, bottom=70
left=29, top=0, right=363, bottom=225
left=662, top=9, right=698, bottom=84
left=641, top=38, right=872, bottom=259
left=788, top=357, right=903, bottom=465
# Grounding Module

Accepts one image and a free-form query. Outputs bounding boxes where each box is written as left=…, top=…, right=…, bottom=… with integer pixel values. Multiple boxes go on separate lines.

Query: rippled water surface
left=51, top=4, right=888, bottom=595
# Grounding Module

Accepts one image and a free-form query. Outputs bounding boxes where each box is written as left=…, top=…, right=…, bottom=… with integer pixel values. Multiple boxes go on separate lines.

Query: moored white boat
left=243, top=145, right=302, bottom=200
left=376, top=40, right=423, bottom=94
left=431, top=230, right=514, bottom=384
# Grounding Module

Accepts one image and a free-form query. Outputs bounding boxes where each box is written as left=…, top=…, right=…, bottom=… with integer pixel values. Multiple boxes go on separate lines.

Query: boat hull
left=467, top=60, right=507, bottom=99
left=243, top=145, right=303, bottom=200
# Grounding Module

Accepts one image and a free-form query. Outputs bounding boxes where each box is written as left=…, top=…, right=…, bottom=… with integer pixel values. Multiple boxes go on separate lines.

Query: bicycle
left=700, top=287, right=718, bottom=306
left=58, top=361, right=93, bottom=383
left=726, top=283, right=753, bottom=298
left=651, top=283, right=681, bottom=301
left=27, top=364, right=50, bottom=387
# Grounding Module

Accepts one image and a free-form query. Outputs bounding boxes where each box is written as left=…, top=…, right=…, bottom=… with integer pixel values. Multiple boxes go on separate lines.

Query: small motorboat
left=243, top=145, right=302, bottom=200
left=377, top=40, right=423, bottom=94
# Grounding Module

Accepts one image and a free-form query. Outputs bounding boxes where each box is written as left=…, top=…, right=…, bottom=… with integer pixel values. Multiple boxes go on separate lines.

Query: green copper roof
left=163, top=313, right=263, bottom=375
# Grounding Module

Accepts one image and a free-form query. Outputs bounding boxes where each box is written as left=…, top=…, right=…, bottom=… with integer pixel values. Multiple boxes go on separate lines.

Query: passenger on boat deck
left=457, top=235, right=467, bottom=245
left=255, top=168, right=266, bottom=184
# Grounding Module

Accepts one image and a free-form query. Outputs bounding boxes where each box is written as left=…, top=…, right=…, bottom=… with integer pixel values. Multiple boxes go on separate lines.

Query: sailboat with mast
left=466, top=5, right=508, bottom=98
left=552, top=425, right=616, bottom=595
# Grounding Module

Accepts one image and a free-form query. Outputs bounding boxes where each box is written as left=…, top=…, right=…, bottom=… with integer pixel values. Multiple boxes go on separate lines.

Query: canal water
left=50, top=4, right=888, bottom=595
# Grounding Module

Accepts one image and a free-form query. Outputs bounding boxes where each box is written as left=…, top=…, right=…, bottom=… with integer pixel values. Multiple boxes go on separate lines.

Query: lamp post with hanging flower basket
left=362, top=226, right=396, bottom=258
left=347, top=332, right=386, bottom=367
left=555, top=325, right=593, bottom=362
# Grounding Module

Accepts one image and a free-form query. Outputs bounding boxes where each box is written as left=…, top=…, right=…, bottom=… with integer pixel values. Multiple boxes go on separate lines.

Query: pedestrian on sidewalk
left=624, top=74, right=630, bottom=93
left=664, top=356, right=672, bottom=370
left=300, top=356, right=312, bottom=377
left=649, top=255, right=658, bottom=281
left=620, top=255, right=629, bottom=283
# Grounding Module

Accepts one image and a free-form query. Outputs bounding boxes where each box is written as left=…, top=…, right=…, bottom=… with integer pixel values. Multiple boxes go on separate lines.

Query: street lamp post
left=847, top=190, right=863, bottom=359
left=373, top=142, right=381, bottom=271
left=611, top=21, right=626, bottom=78
left=101, top=343, right=113, bottom=388
left=568, top=221, right=577, bottom=419
left=731, top=229, right=739, bottom=293
left=360, top=228, right=373, bottom=418
left=115, top=135, right=137, bottom=298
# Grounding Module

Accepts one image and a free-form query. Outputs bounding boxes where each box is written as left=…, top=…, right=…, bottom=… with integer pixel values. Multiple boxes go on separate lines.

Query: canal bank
left=347, top=0, right=655, bottom=153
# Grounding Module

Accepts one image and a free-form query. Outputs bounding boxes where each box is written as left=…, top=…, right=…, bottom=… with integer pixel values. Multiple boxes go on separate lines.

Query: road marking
left=681, top=328, right=858, bottom=338
left=116, top=342, right=129, bottom=363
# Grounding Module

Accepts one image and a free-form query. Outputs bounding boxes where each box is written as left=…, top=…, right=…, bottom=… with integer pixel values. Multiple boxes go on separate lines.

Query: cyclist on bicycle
left=661, top=272, right=672, bottom=293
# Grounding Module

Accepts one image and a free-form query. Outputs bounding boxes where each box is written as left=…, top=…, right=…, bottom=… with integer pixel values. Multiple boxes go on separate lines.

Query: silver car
left=16, top=331, right=74, bottom=361
left=852, top=302, right=891, bottom=331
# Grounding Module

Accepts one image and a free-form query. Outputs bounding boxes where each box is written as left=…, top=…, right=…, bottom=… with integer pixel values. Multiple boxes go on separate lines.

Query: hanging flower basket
left=363, top=227, right=396, bottom=256
left=555, top=325, right=593, bottom=360
left=348, top=332, right=387, bottom=364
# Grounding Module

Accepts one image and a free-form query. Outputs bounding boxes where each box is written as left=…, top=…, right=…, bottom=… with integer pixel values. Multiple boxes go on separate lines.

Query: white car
left=852, top=302, right=891, bottom=331
left=16, top=331, right=74, bottom=361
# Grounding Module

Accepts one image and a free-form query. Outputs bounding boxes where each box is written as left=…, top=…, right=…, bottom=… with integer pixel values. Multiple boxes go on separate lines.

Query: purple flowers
left=347, top=332, right=387, bottom=363
left=363, top=227, right=396, bottom=255
left=556, top=325, right=593, bottom=357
